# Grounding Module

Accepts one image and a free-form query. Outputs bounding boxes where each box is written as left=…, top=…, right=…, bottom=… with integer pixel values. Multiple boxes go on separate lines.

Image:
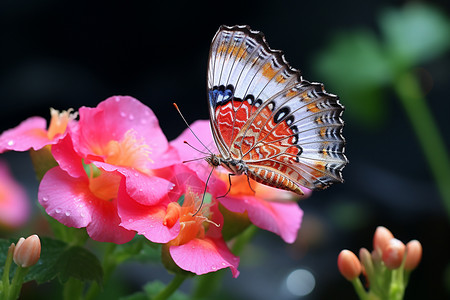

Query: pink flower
left=38, top=96, right=178, bottom=244
left=0, top=160, right=30, bottom=228
left=170, top=120, right=305, bottom=243
left=0, top=108, right=77, bottom=153
left=118, top=165, right=239, bottom=277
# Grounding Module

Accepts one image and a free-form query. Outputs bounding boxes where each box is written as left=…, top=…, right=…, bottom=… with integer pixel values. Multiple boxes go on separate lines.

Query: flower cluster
left=337, top=226, right=422, bottom=300
left=0, top=96, right=306, bottom=278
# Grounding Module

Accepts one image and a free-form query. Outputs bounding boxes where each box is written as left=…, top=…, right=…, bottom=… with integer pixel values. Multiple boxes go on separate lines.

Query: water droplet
left=120, top=112, right=127, bottom=118
left=211, top=266, right=217, bottom=270
left=128, top=114, right=134, bottom=121
left=134, top=172, right=139, bottom=177
left=7, top=140, right=14, bottom=146
left=141, top=231, right=146, bottom=235
left=128, top=218, right=133, bottom=222
left=140, top=119, right=147, bottom=125
left=65, top=211, right=71, bottom=216
left=139, top=188, right=143, bottom=192
left=222, top=262, right=227, bottom=266
left=42, top=196, right=48, bottom=202
left=55, top=208, right=61, bottom=214
left=115, top=97, right=121, bottom=102
left=149, top=224, right=154, bottom=228
left=80, top=212, right=86, bottom=218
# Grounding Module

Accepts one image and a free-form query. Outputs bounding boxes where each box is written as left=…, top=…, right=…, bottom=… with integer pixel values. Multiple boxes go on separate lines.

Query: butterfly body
left=206, top=25, right=347, bottom=195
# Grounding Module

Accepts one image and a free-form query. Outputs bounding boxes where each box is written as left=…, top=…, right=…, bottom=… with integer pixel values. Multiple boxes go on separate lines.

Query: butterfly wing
left=207, top=25, right=347, bottom=192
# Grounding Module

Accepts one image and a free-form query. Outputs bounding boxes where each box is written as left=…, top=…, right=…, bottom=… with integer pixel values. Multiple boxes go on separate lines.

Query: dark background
left=1, top=0, right=449, bottom=299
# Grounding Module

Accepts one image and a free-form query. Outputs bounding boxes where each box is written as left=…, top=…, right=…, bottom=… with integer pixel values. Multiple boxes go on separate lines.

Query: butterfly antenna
left=183, top=141, right=210, bottom=156
left=192, top=166, right=215, bottom=217
left=173, top=103, right=212, bottom=155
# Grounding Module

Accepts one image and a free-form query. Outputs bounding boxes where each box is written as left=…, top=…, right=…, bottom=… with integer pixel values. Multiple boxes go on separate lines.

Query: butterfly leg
left=218, top=173, right=235, bottom=198
left=246, top=174, right=256, bottom=194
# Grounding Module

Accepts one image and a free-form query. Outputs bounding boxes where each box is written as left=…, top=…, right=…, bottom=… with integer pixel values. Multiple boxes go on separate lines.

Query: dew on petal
left=120, top=112, right=127, bottom=118
left=65, top=211, right=71, bottom=216
left=128, top=114, right=135, bottom=121
left=7, top=140, right=14, bottom=146
left=41, top=196, right=48, bottom=202
left=55, top=208, right=62, bottom=214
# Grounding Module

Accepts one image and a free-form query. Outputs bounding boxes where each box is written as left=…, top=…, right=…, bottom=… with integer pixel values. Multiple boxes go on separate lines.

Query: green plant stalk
left=1, top=244, right=15, bottom=299
left=351, top=278, right=370, bottom=300
left=8, top=266, right=29, bottom=300
left=394, top=71, right=450, bottom=219
left=63, top=278, right=84, bottom=300
left=152, top=274, right=186, bottom=300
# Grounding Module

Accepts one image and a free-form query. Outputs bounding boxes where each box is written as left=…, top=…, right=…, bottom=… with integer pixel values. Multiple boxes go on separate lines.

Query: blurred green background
left=0, top=0, right=449, bottom=299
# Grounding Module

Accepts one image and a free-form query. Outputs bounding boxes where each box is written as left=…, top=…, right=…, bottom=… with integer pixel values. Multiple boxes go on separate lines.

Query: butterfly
left=204, top=25, right=347, bottom=195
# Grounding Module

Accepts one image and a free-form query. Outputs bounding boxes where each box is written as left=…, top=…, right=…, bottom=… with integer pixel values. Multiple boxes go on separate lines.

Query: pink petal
left=0, top=161, right=30, bottom=228
left=38, top=167, right=93, bottom=228
left=0, top=117, right=52, bottom=152
left=117, top=180, right=180, bottom=243
left=38, top=166, right=134, bottom=244
left=95, top=162, right=176, bottom=206
left=51, top=133, right=86, bottom=178
left=85, top=196, right=136, bottom=244
left=76, top=96, right=169, bottom=165
left=219, top=196, right=303, bottom=243
left=169, top=237, right=240, bottom=278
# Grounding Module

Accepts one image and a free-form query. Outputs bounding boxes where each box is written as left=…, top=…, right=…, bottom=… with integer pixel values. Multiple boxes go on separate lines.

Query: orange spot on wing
left=262, top=62, right=277, bottom=79
left=307, top=103, right=320, bottom=113
left=286, top=89, right=297, bottom=98
left=276, top=74, right=286, bottom=83
left=319, top=127, right=327, bottom=138
left=217, top=44, right=247, bottom=59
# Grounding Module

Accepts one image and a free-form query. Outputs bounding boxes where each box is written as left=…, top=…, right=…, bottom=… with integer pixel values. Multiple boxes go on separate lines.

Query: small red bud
left=404, top=240, right=422, bottom=271
left=338, top=250, right=361, bottom=281
left=13, top=234, right=41, bottom=268
left=382, top=238, right=405, bottom=269
left=373, top=226, right=394, bottom=252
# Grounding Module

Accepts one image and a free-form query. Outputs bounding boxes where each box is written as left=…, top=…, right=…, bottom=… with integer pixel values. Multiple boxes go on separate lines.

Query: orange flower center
left=47, top=108, right=77, bottom=140
left=86, top=164, right=121, bottom=201
left=98, top=129, right=153, bottom=174
left=164, top=192, right=217, bottom=246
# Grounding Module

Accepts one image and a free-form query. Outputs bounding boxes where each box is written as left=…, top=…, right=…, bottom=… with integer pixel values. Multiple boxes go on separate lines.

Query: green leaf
left=314, top=30, right=392, bottom=127
left=24, top=237, right=102, bottom=285
left=379, top=3, right=450, bottom=68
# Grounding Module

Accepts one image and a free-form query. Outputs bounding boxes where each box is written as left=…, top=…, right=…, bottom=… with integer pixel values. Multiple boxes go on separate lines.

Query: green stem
left=63, top=278, right=84, bottom=300
left=152, top=274, right=186, bottom=300
left=1, top=244, right=15, bottom=299
left=394, top=72, right=450, bottom=219
left=351, top=278, right=370, bottom=300
left=8, top=266, right=29, bottom=300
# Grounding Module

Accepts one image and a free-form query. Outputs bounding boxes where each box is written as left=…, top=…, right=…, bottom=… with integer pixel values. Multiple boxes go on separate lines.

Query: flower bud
left=373, top=226, right=394, bottom=252
left=382, top=238, right=405, bottom=270
left=13, top=234, right=41, bottom=268
left=404, top=240, right=422, bottom=271
left=338, top=250, right=361, bottom=280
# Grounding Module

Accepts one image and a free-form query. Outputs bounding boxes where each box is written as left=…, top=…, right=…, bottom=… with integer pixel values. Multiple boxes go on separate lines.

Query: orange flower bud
left=13, top=234, right=41, bottom=268
left=382, top=238, right=405, bottom=270
left=373, top=226, right=394, bottom=252
left=338, top=250, right=361, bottom=281
left=404, top=240, right=422, bottom=271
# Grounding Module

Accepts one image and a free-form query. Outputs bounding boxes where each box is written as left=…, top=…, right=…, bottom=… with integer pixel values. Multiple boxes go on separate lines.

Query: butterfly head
left=205, top=154, right=221, bottom=168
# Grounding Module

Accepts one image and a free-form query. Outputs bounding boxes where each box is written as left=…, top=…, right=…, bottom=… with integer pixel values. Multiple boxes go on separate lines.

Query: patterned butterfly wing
left=207, top=25, right=347, bottom=194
